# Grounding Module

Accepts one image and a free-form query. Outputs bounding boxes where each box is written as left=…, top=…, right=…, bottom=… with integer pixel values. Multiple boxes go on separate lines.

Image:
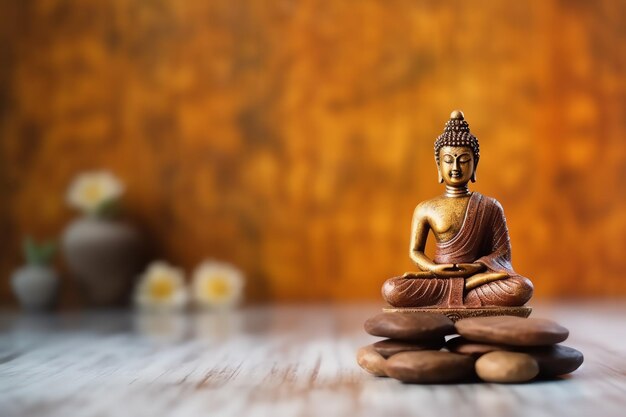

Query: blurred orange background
left=1, top=0, right=625, bottom=307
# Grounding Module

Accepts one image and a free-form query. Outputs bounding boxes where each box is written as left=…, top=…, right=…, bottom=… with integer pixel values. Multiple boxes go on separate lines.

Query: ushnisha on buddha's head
left=434, top=110, right=480, bottom=189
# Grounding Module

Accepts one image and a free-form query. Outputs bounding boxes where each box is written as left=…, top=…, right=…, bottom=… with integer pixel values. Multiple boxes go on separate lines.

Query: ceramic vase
left=11, top=265, right=59, bottom=311
left=62, top=217, right=144, bottom=306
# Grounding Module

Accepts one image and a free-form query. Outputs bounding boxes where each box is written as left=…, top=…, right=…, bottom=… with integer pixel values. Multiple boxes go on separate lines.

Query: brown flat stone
left=455, top=316, right=569, bottom=346
left=382, top=306, right=532, bottom=322
left=373, top=338, right=444, bottom=358
left=475, top=351, right=539, bottom=383
left=385, top=350, right=475, bottom=383
left=364, top=312, right=455, bottom=341
left=356, top=344, right=387, bottom=377
left=522, top=345, right=584, bottom=377
left=446, top=336, right=508, bottom=357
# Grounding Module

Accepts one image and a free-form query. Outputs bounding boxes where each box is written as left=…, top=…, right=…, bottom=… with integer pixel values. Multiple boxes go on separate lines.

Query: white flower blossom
left=67, top=170, right=124, bottom=214
left=192, top=261, right=245, bottom=309
left=134, top=261, right=188, bottom=311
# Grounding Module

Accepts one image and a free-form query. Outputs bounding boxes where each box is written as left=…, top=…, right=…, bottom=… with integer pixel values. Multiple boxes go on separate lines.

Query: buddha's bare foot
left=465, top=272, right=509, bottom=290
left=402, top=271, right=435, bottom=279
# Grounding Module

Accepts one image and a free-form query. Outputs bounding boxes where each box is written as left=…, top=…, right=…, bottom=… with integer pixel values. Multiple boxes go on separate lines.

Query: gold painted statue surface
left=382, top=110, right=533, bottom=308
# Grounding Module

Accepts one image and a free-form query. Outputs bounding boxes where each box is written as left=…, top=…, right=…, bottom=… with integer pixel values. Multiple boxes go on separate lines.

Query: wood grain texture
left=1, top=1, right=626, bottom=306
left=0, top=303, right=624, bottom=417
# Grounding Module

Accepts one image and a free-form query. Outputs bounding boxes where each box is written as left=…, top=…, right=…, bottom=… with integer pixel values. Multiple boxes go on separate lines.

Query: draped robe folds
left=382, top=192, right=533, bottom=308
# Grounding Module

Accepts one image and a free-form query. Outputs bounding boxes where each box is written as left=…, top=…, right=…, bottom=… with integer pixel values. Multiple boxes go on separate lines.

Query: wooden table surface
left=0, top=302, right=624, bottom=417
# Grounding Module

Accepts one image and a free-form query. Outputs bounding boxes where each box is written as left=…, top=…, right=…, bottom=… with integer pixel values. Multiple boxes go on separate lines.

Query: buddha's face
left=438, top=146, right=476, bottom=186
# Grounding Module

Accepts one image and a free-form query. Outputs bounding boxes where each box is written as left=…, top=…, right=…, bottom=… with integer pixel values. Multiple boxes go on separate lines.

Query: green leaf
left=22, top=236, right=57, bottom=266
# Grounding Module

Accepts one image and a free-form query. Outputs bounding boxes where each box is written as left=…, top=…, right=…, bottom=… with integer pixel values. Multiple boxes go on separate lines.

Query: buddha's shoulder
left=474, top=192, right=505, bottom=212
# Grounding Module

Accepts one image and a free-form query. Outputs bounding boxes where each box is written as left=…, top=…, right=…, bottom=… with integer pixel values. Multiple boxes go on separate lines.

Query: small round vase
left=11, top=265, right=59, bottom=311
left=62, top=217, right=144, bottom=306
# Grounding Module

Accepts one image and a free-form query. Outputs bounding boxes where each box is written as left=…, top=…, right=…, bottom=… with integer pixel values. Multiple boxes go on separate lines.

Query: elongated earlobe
left=470, top=171, right=476, bottom=183
left=435, top=156, right=444, bottom=183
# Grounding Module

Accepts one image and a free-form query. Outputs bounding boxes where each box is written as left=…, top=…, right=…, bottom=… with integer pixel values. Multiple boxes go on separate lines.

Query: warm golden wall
left=1, top=0, right=625, bottom=306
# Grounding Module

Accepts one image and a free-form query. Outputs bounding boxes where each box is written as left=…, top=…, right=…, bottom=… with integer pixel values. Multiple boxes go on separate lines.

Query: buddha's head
left=434, top=110, right=480, bottom=185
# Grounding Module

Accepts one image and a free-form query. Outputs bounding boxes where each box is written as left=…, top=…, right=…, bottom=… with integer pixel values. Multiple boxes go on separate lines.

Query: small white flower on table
left=66, top=170, right=124, bottom=215
left=134, top=261, right=188, bottom=310
left=192, top=261, right=245, bottom=309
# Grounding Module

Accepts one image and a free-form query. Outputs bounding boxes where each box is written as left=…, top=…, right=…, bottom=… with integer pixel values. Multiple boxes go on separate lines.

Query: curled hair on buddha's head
left=434, top=110, right=480, bottom=182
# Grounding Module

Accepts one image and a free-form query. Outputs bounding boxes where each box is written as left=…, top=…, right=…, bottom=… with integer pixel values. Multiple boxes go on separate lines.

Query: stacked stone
left=357, top=313, right=584, bottom=383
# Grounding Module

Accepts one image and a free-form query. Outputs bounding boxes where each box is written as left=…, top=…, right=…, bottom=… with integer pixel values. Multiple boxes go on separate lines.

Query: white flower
left=192, top=261, right=245, bottom=309
left=134, top=261, right=188, bottom=311
left=67, top=170, right=124, bottom=214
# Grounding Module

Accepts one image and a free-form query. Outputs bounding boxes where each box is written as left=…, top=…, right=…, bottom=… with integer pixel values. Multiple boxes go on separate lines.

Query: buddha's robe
left=383, top=192, right=533, bottom=308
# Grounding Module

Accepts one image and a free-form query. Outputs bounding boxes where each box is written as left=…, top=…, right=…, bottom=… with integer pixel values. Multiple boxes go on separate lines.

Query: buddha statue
left=382, top=110, right=533, bottom=309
